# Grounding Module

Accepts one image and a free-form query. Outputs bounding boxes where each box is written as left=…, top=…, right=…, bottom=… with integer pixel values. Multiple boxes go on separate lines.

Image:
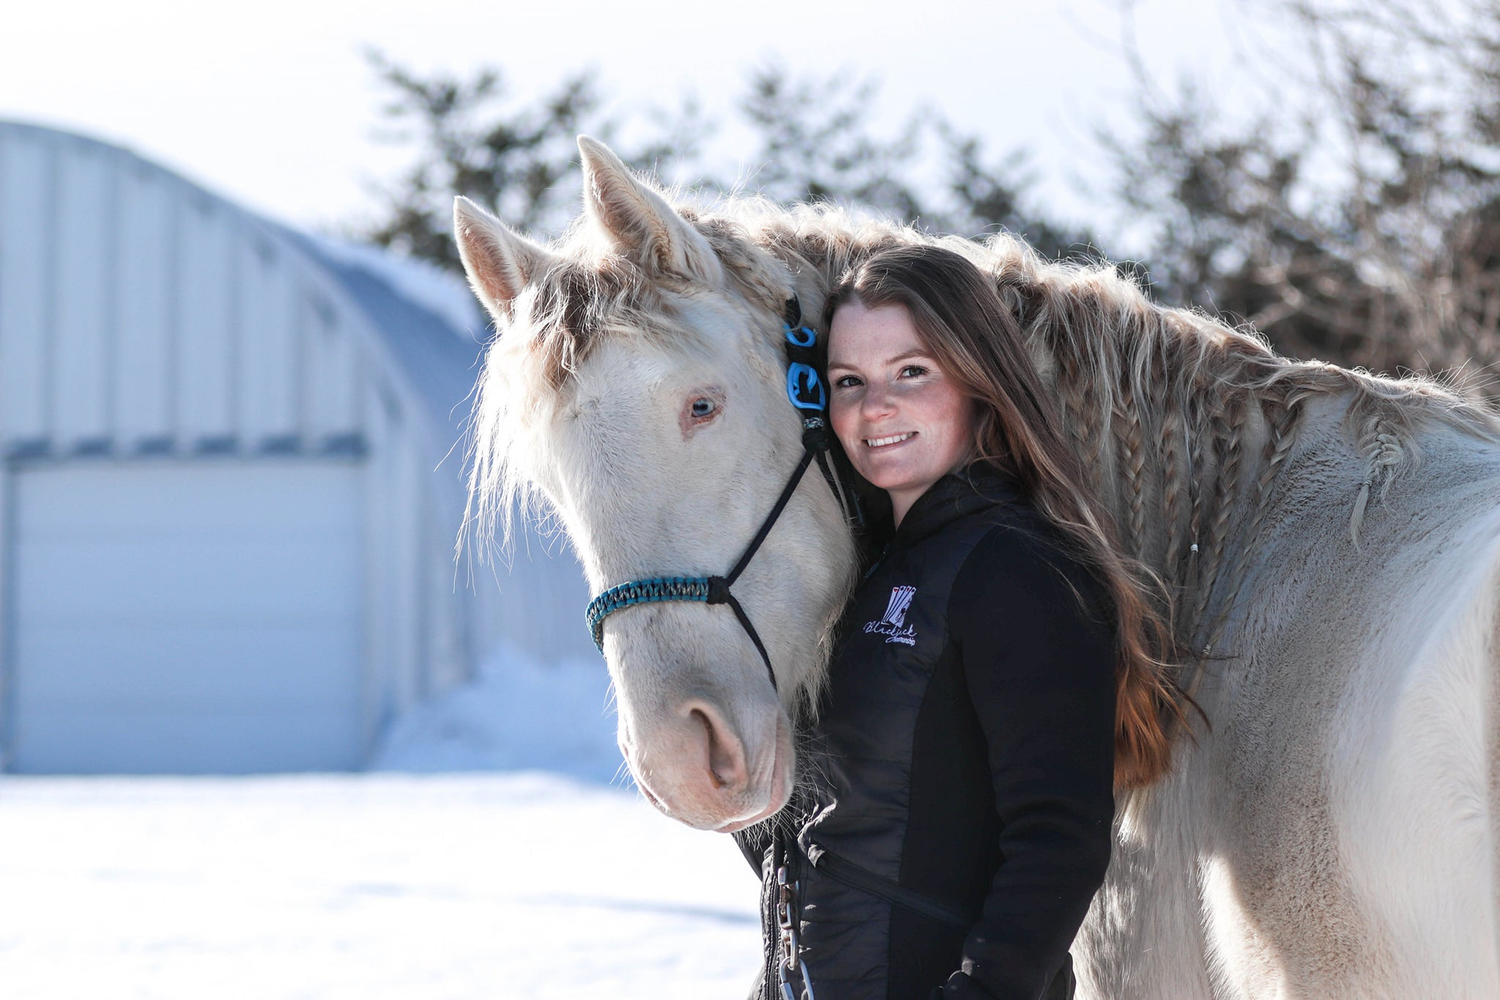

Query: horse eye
left=691, top=397, right=716, bottom=418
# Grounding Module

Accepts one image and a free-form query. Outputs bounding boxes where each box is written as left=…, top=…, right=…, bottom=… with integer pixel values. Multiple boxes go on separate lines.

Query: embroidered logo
left=864, top=585, right=917, bottom=645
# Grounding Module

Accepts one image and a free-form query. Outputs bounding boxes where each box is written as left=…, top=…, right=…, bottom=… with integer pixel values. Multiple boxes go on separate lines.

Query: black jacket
left=739, top=464, right=1116, bottom=1000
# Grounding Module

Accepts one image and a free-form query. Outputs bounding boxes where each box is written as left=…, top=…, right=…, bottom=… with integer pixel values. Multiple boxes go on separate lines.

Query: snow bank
left=369, top=646, right=626, bottom=785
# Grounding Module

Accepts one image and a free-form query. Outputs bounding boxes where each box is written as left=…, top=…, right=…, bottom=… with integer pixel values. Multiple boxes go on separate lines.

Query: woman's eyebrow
left=828, top=350, right=933, bottom=372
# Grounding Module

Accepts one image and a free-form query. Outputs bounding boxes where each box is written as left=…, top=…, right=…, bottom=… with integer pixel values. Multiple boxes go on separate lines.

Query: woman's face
left=827, top=299, right=977, bottom=526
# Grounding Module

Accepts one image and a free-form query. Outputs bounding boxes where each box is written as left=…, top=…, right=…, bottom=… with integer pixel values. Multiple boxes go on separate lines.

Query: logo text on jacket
left=864, top=585, right=917, bottom=645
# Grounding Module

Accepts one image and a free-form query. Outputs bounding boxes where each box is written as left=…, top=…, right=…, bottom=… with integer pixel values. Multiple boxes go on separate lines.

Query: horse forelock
left=464, top=243, right=658, bottom=559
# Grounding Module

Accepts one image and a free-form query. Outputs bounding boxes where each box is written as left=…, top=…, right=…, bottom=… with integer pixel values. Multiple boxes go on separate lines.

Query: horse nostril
left=690, top=709, right=726, bottom=787
left=690, top=707, right=746, bottom=791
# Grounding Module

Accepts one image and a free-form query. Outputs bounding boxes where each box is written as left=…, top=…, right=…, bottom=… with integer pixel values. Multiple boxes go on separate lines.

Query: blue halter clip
left=584, top=297, right=853, bottom=690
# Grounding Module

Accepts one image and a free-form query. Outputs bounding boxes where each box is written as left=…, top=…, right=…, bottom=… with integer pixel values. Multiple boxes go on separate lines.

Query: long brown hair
left=824, top=243, right=1183, bottom=789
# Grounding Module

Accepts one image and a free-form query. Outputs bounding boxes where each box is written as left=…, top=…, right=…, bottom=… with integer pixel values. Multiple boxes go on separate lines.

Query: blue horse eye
left=691, top=398, right=715, bottom=417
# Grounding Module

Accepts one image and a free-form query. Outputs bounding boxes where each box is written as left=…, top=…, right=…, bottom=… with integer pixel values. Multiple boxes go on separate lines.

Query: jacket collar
left=891, top=461, right=1022, bottom=547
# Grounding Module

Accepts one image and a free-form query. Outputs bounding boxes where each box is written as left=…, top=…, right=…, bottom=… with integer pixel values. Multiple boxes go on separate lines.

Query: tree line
left=357, top=0, right=1500, bottom=394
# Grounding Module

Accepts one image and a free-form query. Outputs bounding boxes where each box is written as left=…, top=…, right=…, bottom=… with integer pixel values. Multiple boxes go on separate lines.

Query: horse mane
left=469, top=190, right=1500, bottom=660
left=709, top=199, right=1500, bottom=656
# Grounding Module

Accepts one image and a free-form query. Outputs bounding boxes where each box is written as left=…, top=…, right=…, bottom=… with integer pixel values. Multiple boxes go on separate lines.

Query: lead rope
left=768, top=297, right=825, bottom=1000
left=772, top=824, right=817, bottom=1000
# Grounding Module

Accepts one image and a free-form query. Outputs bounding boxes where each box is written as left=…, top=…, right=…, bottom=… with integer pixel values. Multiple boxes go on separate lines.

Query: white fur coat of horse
left=456, top=136, right=1500, bottom=999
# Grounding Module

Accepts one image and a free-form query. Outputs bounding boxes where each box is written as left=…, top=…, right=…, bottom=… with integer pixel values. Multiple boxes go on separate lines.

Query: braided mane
left=703, top=200, right=1500, bottom=658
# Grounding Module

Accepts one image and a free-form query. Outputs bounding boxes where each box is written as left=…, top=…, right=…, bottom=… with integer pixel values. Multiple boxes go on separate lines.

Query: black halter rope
left=584, top=297, right=857, bottom=691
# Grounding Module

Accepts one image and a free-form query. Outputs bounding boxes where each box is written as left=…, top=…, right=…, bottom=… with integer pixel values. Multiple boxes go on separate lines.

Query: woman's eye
left=833, top=375, right=861, bottom=389
left=690, top=397, right=716, bottom=418
left=899, top=365, right=927, bottom=379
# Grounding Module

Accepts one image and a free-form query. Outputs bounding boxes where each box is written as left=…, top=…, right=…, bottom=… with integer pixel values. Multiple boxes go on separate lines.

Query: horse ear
left=453, top=196, right=559, bottom=316
left=577, top=135, right=723, bottom=284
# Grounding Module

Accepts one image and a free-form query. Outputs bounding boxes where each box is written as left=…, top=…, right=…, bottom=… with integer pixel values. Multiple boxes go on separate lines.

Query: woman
left=741, top=244, right=1179, bottom=1000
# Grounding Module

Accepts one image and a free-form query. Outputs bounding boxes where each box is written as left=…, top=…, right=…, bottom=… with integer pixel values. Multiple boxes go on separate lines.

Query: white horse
left=456, top=136, right=1500, bottom=998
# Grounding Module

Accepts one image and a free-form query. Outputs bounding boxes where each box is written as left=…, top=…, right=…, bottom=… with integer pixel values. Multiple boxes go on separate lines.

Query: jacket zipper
left=808, top=847, right=974, bottom=931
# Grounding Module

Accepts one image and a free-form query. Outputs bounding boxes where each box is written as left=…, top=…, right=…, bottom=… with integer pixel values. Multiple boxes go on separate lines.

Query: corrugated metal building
left=0, top=121, right=594, bottom=774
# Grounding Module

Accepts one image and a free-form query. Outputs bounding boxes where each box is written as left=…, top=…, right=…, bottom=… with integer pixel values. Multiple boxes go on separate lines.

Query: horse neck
left=1038, top=290, right=1499, bottom=655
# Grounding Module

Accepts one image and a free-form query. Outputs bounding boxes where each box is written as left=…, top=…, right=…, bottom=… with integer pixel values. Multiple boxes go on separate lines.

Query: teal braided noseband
left=586, top=576, right=712, bottom=650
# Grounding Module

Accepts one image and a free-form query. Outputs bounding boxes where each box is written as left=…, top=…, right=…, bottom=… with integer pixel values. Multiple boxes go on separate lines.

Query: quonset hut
left=0, top=122, right=594, bottom=773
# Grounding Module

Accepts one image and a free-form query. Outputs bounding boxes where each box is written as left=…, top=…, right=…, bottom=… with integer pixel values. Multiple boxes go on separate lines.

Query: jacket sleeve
left=940, top=526, right=1117, bottom=1000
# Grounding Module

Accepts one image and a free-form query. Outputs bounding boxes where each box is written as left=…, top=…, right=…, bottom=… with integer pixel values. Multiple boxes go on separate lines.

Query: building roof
left=288, top=231, right=487, bottom=447
left=0, top=119, right=488, bottom=474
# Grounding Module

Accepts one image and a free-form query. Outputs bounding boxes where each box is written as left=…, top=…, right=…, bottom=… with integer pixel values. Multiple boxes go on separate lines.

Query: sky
left=0, top=0, right=1287, bottom=241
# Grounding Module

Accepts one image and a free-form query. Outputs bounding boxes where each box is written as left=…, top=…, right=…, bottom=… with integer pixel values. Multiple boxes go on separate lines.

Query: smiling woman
left=739, top=244, right=1182, bottom=1000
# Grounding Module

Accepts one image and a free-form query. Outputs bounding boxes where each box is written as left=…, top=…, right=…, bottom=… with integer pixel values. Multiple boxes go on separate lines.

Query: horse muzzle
left=621, top=697, right=794, bottom=832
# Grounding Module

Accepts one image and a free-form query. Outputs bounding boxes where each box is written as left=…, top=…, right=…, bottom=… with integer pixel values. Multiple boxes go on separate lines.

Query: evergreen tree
left=1107, top=0, right=1500, bottom=389
left=358, top=56, right=1082, bottom=269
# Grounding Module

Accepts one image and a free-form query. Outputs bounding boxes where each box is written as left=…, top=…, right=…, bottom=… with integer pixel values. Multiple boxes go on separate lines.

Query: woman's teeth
left=866, top=433, right=913, bottom=448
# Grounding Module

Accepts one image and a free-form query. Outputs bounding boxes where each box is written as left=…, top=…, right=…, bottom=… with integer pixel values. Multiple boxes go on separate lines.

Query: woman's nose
left=861, top=382, right=897, bottom=420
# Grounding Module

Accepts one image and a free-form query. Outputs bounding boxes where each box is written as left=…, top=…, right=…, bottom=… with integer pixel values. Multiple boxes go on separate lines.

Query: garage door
left=8, top=461, right=365, bottom=773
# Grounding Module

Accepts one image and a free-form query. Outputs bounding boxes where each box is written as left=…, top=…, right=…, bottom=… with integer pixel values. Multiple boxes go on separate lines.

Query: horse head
left=457, top=137, right=857, bottom=831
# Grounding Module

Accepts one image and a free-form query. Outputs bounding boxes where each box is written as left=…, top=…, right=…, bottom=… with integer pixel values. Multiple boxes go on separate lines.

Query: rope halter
left=584, top=297, right=856, bottom=692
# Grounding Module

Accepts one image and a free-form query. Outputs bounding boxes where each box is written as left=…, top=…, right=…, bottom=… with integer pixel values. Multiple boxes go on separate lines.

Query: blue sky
left=2, top=0, right=1278, bottom=239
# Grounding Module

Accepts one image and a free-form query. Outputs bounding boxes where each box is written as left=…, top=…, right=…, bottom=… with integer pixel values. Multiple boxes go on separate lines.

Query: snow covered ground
left=0, top=653, right=764, bottom=999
